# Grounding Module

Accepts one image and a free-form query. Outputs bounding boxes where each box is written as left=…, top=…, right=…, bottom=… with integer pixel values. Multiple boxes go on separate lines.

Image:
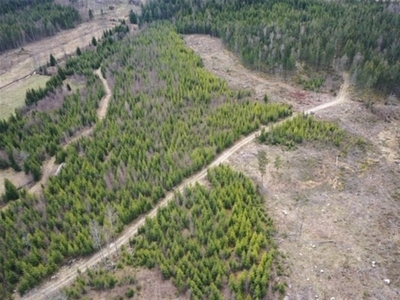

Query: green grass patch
left=0, top=75, right=49, bottom=120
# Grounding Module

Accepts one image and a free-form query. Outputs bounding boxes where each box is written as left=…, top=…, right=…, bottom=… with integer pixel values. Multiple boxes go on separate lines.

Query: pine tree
left=89, top=9, right=94, bottom=20
left=3, top=179, right=19, bottom=202
left=130, top=10, right=138, bottom=24
left=49, top=54, right=56, bottom=66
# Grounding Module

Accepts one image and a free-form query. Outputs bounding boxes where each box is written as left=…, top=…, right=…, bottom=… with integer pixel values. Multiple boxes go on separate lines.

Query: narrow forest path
left=28, top=68, right=112, bottom=195
left=0, top=68, right=112, bottom=205
left=21, top=78, right=350, bottom=300
left=94, top=68, right=112, bottom=120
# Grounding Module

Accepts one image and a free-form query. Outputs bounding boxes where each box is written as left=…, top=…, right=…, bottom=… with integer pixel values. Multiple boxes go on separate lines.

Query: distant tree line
left=141, top=0, right=400, bottom=96
left=0, top=0, right=53, bottom=14
left=0, top=0, right=81, bottom=52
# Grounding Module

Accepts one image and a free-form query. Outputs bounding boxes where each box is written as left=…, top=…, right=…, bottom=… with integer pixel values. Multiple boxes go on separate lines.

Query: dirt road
left=20, top=80, right=349, bottom=299
left=94, top=68, right=112, bottom=119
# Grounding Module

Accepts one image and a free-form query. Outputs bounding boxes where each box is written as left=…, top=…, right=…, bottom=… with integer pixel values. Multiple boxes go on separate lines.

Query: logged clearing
left=184, top=35, right=339, bottom=112
left=184, top=35, right=400, bottom=299
left=0, top=74, right=49, bottom=120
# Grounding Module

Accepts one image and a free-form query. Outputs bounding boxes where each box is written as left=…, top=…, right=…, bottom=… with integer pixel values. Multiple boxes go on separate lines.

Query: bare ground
left=184, top=35, right=400, bottom=299
left=184, top=35, right=337, bottom=112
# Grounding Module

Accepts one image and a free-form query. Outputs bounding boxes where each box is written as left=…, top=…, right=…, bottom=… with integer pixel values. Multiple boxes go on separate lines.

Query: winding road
left=20, top=71, right=350, bottom=299
left=16, top=69, right=112, bottom=197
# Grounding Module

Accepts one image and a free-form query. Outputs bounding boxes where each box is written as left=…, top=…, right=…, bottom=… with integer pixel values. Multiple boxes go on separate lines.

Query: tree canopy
left=0, top=0, right=81, bottom=52
left=141, top=0, right=400, bottom=96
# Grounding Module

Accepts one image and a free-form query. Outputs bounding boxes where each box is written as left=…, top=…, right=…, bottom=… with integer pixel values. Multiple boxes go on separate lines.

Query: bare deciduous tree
left=105, top=204, right=119, bottom=255
left=90, top=220, right=105, bottom=264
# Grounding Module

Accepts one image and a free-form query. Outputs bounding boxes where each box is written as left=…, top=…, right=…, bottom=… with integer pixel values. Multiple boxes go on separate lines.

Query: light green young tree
left=274, top=154, right=282, bottom=171
left=257, top=150, right=268, bottom=185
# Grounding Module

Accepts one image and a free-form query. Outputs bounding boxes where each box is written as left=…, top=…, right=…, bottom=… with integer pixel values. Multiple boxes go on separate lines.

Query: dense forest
left=141, top=0, right=400, bottom=96
left=0, top=0, right=81, bottom=52
left=0, top=23, right=291, bottom=297
left=130, top=165, right=284, bottom=299
left=64, top=165, right=285, bottom=299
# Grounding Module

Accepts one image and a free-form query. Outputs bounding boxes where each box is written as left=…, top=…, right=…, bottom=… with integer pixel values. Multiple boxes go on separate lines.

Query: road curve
left=21, top=79, right=349, bottom=300
left=27, top=69, right=111, bottom=196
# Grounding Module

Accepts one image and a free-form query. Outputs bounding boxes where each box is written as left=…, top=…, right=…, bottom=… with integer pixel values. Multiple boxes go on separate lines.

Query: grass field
left=0, top=75, right=49, bottom=120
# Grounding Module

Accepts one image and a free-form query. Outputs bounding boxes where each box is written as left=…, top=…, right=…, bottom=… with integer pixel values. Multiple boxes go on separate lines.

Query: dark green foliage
left=142, top=0, right=400, bottom=97
left=0, top=23, right=289, bottom=298
left=76, top=46, right=82, bottom=56
left=0, top=0, right=81, bottom=52
left=130, top=165, right=280, bottom=299
left=87, top=268, right=117, bottom=290
left=129, top=10, right=138, bottom=24
left=125, top=288, right=134, bottom=298
left=3, top=179, right=19, bottom=202
left=258, top=114, right=345, bottom=149
left=25, top=67, right=68, bottom=106
left=89, top=8, right=94, bottom=20
left=91, top=36, right=97, bottom=46
left=64, top=268, right=118, bottom=298
left=49, top=54, right=56, bottom=66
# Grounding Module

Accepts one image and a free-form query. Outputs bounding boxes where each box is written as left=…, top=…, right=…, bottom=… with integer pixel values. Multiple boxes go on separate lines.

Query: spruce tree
left=4, top=179, right=19, bottom=202
left=49, top=54, right=56, bottom=66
